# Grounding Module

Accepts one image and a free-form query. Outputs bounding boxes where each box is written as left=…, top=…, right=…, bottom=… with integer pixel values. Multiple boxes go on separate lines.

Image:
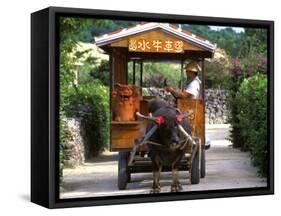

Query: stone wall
left=63, top=118, right=85, bottom=168
left=143, top=87, right=175, bottom=105
left=205, top=89, right=229, bottom=124
left=144, top=87, right=230, bottom=124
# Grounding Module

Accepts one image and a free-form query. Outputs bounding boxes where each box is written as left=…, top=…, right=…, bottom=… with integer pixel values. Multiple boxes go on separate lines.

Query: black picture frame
left=31, top=6, right=274, bottom=209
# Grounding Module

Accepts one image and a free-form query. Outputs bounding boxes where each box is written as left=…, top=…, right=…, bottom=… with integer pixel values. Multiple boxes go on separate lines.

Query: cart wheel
left=118, top=151, right=130, bottom=190
left=190, top=150, right=200, bottom=184
left=200, top=148, right=206, bottom=178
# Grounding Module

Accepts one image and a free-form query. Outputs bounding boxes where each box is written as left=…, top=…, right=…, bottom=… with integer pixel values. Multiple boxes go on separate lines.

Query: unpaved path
left=61, top=124, right=267, bottom=199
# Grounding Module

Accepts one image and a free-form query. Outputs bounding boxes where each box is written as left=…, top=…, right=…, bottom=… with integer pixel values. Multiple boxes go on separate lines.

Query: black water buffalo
left=140, top=99, right=192, bottom=193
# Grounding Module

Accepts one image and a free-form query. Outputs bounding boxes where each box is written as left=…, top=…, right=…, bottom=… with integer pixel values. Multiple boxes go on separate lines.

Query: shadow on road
left=86, top=152, right=118, bottom=163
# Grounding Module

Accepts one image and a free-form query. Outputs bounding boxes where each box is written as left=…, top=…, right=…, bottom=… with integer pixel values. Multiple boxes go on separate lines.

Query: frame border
left=31, top=6, right=274, bottom=208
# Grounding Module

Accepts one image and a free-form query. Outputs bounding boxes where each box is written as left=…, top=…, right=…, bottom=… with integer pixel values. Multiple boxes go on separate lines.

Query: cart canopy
left=95, top=22, right=216, bottom=59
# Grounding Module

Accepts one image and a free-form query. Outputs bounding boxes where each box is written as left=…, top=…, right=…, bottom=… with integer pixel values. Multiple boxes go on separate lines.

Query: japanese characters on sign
left=128, top=39, right=184, bottom=53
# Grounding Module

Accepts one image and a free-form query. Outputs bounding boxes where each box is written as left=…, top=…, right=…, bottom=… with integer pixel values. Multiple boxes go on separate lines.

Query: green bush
left=128, top=62, right=182, bottom=88
left=235, top=74, right=267, bottom=176
left=227, top=53, right=268, bottom=177
left=227, top=55, right=267, bottom=148
left=65, top=81, right=110, bottom=158
left=205, top=48, right=231, bottom=89
left=90, top=59, right=110, bottom=86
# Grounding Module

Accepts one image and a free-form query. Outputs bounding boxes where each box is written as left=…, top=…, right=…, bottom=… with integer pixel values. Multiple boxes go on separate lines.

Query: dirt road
left=61, top=124, right=267, bottom=199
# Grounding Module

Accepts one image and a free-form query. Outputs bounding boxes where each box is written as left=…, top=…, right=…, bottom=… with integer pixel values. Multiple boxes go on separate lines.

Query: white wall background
left=0, top=0, right=279, bottom=214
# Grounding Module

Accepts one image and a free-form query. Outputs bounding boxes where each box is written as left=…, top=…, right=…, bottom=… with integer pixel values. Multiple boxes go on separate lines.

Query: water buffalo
left=138, top=99, right=192, bottom=193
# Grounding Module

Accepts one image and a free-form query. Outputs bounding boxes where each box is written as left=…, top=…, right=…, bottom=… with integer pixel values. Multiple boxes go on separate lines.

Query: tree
left=184, top=24, right=245, bottom=58
left=59, top=18, right=109, bottom=170
left=59, top=17, right=109, bottom=114
left=205, top=48, right=231, bottom=89
left=239, top=28, right=267, bottom=58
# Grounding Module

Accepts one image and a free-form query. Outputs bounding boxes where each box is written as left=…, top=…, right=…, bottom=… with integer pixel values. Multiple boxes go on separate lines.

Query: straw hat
left=184, top=61, right=201, bottom=73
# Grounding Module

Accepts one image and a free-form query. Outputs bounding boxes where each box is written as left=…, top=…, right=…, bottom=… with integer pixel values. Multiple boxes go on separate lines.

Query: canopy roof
left=95, top=22, right=216, bottom=55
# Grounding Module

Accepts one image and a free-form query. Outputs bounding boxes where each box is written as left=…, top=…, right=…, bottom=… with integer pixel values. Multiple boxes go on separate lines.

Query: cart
left=95, top=22, right=215, bottom=190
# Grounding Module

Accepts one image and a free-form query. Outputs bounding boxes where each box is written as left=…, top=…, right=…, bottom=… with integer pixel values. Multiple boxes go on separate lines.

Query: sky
left=209, top=26, right=245, bottom=33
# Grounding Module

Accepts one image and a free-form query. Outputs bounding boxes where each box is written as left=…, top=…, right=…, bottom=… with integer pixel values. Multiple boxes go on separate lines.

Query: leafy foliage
left=183, top=25, right=244, bottom=58
left=227, top=53, right=268, bottom=147
left=128, top=62, right=182, bottom=88
left=59, top=18, right=109, bottom=173
left=90, top=59, right=110, bottom=86
left=239, top=28, right=267, bottom=58
left=205, top=48, right=231, bottom=89
left=82, top=20, right=138, bottom=42
left=59, top=17, right=90, bottom=176
left=65, top=81, right=110, bottom=157
left=143, top=63, right=181, bottom=88
left=226, top=28, right=268, bottom=176
left=235, top=75, right=267, bottom=176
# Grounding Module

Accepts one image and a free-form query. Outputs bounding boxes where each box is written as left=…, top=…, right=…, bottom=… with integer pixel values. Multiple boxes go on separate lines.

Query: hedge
left=65, top=81, right=110, bottom=158
left=235, top=74, right=267, bottom=176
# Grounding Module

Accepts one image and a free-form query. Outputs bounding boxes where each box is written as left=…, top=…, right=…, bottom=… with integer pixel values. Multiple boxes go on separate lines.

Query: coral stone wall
left=205, top=89, right=229, bottom=124
left=63, top=118, right=85, bottom=168
left=144, top=87, right=230, bottom=124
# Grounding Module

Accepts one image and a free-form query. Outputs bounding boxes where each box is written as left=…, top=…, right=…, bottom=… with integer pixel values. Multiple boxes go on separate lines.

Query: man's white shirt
left=184, top=76, right=201, bottom=99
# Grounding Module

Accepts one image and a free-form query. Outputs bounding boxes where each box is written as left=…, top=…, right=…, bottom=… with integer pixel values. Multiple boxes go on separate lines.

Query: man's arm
left=171, top=89, right=193, bottom=99
left=165, top=86, right=193, bottom=99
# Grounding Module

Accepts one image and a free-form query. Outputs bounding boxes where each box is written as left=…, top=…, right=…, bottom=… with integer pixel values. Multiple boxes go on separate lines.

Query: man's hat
left=184, top=61, right=201, bottom=73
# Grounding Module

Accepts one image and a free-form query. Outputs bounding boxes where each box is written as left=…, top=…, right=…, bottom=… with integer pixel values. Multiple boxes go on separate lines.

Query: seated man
left=165, top=61, right=211, bottom=149
left=165, top=61, right=201, bottom=99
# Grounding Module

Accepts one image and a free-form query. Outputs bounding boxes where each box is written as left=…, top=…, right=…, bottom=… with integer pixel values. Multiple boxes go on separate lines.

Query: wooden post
left=201, top=59, right=205, bottom=102
left=201, top=59, right=205, bottom=144
left=181, top=59, right=184, bottom=90
left=133, top=60, right=136, bottom=86
left=110, top=53, right=115, bottom=89
left=201, top=58, right=206, bottom=178
left=140, top=60, right=143, bottom=95
left=125, top=56, right=128, bottom=84
left=109, top=53, right=114, bottom=124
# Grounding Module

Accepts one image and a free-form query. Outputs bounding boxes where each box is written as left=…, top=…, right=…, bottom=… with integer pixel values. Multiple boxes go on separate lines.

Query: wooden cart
left=95, top=23, right=215, bottom=189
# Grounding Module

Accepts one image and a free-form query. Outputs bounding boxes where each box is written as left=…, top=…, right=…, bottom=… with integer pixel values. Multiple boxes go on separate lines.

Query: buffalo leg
left=171, top=169, right=179, bottom=192
left=171, top=168, right=183, bottom=192
left=151, top=162, right=162, bottom=193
